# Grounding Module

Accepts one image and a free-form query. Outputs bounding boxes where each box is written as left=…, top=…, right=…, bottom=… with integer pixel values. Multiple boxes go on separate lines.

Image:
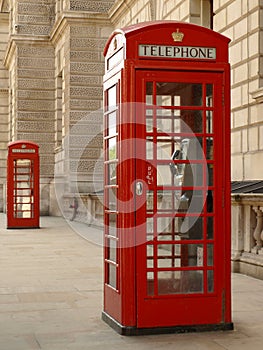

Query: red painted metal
left=7, top=141, right=40, bottom=229
left=103, top=21, right=232, bottom=334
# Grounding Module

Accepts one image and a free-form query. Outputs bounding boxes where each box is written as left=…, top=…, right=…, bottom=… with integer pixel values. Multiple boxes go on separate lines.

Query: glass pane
left=107, top=162, right=116, bottom=185
left=107, top=85, right=117, bottom=111
left=156, top=82, right=202, bottom=106
left=147, top=244, right=154, bottom=257
left=146, top=109, right=153, bottom=117
left=157, top=137, right=204, bottom=161
left=181, top=163, right=204, bottom=187
left=108, top=112, right=116, bottom=136
left=107, top=48, right=123, bottom=70
left=157, top=94, right=172, bottom=106
left=108, top=239, right=117, bottom=262
left=206, top=137, right=213, bottom=159
left=157, top=217, right=181, bottom=240
left=158, top=270, right=203, bottom=295
left=156, top=138, right=180, bottom=161
left=207, top=164, right=213, bottom=186
left=157, top=244, right=180, bottom=268
left=146, top=117, right=153, bottom=132
left=180, top=216, right=203, bottom=240
left=147, top=272, right=154, bottom=296
left=158, top=271, right=181, bottom=294
left=14, top=210, right=32, bottom=219
left=108, top=213, right=117, bottom=237
left=108, top=137, right=117, bottom=160
left=180, top=271, right=203, bottom=293
left=207, top=217, right=214, bottom=239
left=146, top=82, right=153, bottom=105
left=107, top=188, right=116, bottom=210
left=206, top=84, right=213, bottom=107
left=146, top=137, right=153, bottom=159
left=108, top=264, right=116, bottom=289
left=15, top=158, right=31, bottom=168
left=146, top=217, right=154, bottom=240
left=207, top=244, right=214, bottom=266
left=178, top=190, right=204, bottom=214
left=146, top=191, right=154, bottom=213
left=147, top=245, right=154, bottom=268
left=157, top=164, right=174, bottom=186
left=14, top=197, right=32, bottom=204
left=157, top=116, right=176, bottom=133
left=157, top=244, right=204, bottom=267
left=180, top=110, right=203, bottom=133
left=157, top=190, right=180, bottom=213
left=157, top=108, right=181, bottom=117
left=206, top=111, right=213, bottom=133
left=206, top=190, right=213, bottom=213
left=156, top=112, right=204, bottom=134
left=14, top=189, right=31, bottom=196
left=208, top=270, right=214, bottom=292
left=147, top=257, right=154, bottom=268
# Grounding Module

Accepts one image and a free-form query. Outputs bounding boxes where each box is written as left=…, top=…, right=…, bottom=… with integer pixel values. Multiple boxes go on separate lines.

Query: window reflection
left=206, top=84, right=213, bottom=107
left=158, top=270, right=203, bottom=295
left=107, top=85, right=117, bottom=111
left=156, top=82, right=203, bottom=106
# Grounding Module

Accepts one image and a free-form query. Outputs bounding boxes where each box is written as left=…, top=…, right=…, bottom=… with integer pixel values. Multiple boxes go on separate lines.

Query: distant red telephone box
left=7, top=141, right=39, bottom=229
left=102, top=21, right=233, bottom=334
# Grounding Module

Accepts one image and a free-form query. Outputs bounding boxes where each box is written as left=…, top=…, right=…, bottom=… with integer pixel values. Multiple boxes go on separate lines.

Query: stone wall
left=50, top=5, right=113, bottom=215
left=69, top=0, right=114, bottom=12
left=0, top=11, right=9, bottom=211
left=14, top=0, right=55, bottom=35
left=5, top=40, right=56, bottom=215
left=213, top=0, right=263, bottom=181
left=1, top=1, right=114, bottom=215
left=110, top=0, right=263, bottom=183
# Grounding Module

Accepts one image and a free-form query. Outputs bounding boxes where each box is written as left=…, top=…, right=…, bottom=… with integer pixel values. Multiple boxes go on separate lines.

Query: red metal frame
left=7, top=141, right=40, bottom=229
left=103, top=21, right=232, bottom=335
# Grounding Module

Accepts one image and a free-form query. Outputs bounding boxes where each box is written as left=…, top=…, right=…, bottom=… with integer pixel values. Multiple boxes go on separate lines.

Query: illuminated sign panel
left=139, top=45, right=216, bottom=60
left=12, top=149, right=36, bottom=153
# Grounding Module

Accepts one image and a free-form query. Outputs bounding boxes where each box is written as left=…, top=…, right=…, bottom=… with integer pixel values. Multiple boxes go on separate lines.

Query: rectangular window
left=190, top=0, right=213, bottom=29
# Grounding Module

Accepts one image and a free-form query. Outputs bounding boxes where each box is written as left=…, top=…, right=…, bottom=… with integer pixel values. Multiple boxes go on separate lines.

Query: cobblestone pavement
left=0, top=214, right=263, bottom=349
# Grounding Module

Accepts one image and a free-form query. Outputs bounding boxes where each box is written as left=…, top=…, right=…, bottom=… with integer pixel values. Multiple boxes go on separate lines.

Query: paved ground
left=0, top=214, right=263, bottom=349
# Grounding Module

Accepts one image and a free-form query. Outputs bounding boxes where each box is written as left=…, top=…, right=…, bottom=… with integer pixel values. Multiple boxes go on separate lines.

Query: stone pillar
left=49, top=7, right=113, bottom=215
left=0, top=12, right=9, bottom=211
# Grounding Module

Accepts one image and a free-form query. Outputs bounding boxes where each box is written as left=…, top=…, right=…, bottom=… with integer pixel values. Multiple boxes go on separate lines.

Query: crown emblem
left=172, top=29, right=184, bottom=42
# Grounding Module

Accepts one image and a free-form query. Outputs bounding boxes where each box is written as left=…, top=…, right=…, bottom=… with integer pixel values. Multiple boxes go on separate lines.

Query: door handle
left=136, top=181, right=143, bottom=196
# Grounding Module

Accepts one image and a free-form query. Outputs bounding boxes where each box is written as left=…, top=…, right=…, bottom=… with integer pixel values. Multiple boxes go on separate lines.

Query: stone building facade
left=1, top=1, right=263, bottom=276
left=0, top=0, right=115, bottom=215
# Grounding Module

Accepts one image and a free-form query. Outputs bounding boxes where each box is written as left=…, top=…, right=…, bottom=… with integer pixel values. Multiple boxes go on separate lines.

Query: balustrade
left=231, top=194, right=263, bottom=279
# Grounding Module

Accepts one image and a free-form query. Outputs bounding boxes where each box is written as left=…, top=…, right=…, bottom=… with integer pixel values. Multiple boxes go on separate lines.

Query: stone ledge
left=62, top=193, right=104, bottom=228
left=250, top=87, right=263, bottom=103
left=231, top=193, right=263, bottom=205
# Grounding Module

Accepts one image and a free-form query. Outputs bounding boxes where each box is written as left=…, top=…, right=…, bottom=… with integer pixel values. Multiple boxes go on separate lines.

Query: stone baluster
left=252, top=206, right=263, bottom=254
left=260, top=209, right=263, bottom=255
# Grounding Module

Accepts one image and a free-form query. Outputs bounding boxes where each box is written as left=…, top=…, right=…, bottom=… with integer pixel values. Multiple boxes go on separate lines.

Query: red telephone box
left=7, top=141, right=40, bottom=229
left=102, top=21, right=233, bottom=335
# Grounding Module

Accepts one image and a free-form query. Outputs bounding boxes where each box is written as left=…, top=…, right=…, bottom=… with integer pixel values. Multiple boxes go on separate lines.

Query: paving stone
left=0, top=214, right=263, bottom=349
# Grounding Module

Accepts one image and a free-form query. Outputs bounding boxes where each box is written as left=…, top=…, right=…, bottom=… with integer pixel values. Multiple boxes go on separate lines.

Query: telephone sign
left=102, top=21, right=233, bottom=335
left=138, top=45, right=216, bottom=59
